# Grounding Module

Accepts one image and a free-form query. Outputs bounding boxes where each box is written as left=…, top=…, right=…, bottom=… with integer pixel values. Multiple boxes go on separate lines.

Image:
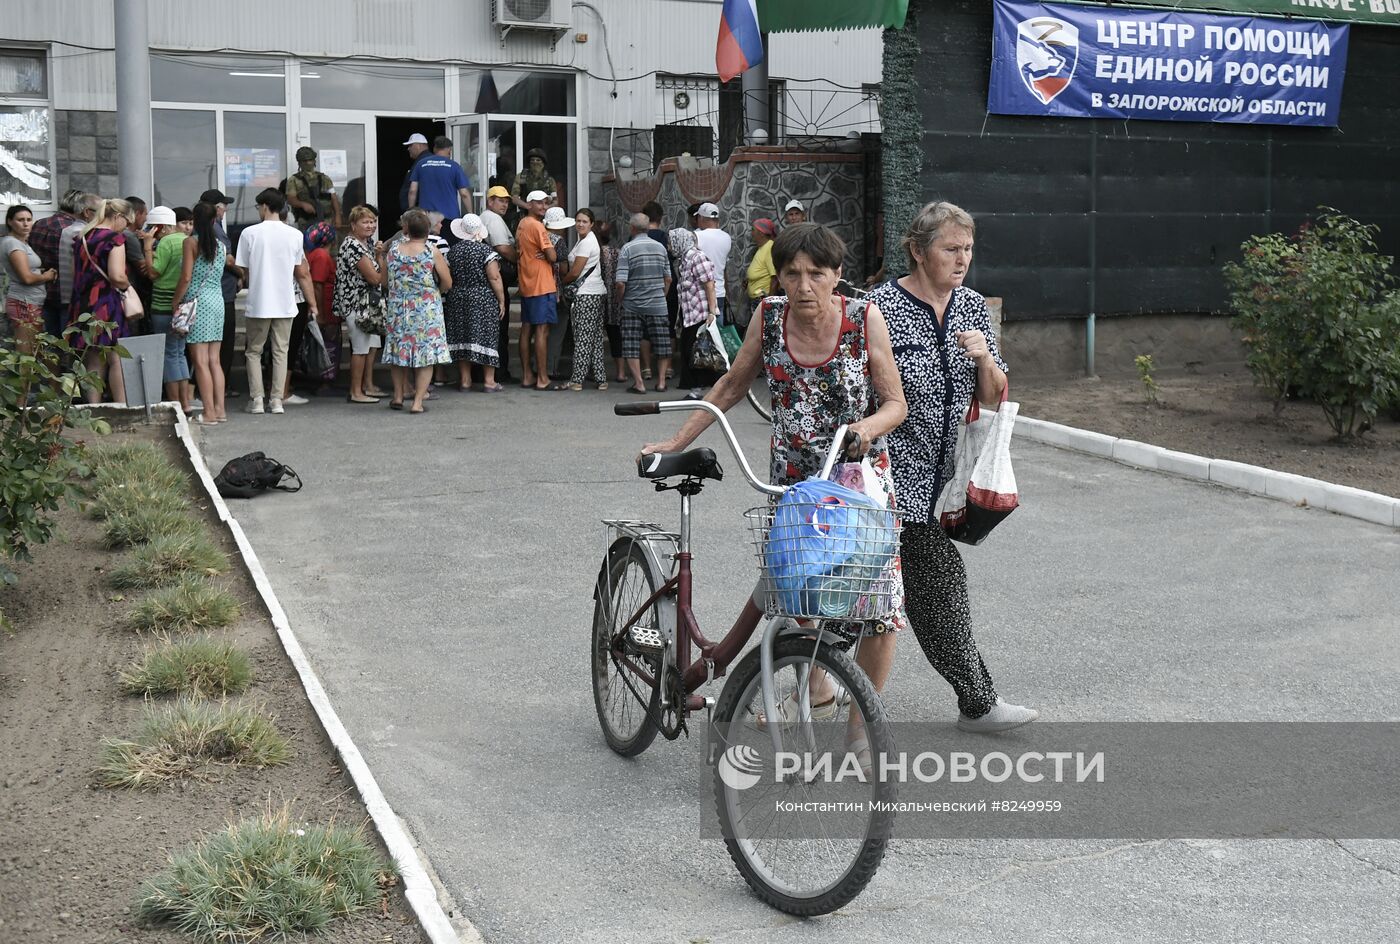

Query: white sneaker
left=245, top=398, right=265, bottom=415
left=268, top=398, right=284, bottom=414
left=283, top=393, right=309, bottom=405
left=956, top=698, right=1039, bottom=734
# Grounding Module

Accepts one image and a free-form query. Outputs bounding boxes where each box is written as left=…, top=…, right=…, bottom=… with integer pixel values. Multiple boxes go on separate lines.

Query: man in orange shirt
left=515, top=190, right=558, bottom=389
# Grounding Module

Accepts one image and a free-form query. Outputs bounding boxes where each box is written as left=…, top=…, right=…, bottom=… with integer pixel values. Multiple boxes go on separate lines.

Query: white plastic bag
left=832, top=458, right=889, bottom=509
left=934, top=397, right=1019, bottom=545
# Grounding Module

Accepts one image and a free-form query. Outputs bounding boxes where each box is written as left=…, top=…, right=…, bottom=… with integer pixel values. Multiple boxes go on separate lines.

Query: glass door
left=447, top=113, right=579, bottom=216
left=299, top=111, right=374, bottom=228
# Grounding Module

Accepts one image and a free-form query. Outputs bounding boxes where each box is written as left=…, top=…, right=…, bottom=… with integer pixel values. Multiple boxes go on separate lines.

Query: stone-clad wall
left=54, top=110, right=120, bottom=200
left=601, top=146, right=871, bottom=301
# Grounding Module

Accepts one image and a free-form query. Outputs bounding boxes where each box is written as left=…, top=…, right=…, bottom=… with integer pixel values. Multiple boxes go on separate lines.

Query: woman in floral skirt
left=378, top=208, right=451, bottom=414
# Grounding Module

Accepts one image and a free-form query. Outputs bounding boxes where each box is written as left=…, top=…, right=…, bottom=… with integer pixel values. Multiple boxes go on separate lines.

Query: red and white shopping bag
left=933, top=391, right=1019, bottom=546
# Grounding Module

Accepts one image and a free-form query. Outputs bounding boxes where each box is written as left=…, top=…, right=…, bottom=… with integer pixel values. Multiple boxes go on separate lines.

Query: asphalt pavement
left=195, top=382, right=1400, bottom=944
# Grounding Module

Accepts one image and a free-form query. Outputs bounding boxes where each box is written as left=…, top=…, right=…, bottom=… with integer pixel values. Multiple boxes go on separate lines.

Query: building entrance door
left=299, top=111, right=373, bottom=226
left=448, top=113, right=579, bottom=213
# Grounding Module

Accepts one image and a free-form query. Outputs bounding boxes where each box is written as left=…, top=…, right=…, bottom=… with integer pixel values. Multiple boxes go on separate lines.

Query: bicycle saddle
left=637, top=448, right=724, bottom=481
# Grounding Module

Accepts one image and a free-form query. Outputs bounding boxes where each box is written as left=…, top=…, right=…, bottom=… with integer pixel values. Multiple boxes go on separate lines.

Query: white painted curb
left=1014, top=415, right=1400, bottom=529
left=166, top=404, right=468, bottom=944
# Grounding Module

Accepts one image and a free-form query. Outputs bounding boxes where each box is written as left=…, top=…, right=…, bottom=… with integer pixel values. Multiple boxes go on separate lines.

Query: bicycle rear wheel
left=711, top=635, right=896, bottom=915
left=591, top=540, right=663, bottom=756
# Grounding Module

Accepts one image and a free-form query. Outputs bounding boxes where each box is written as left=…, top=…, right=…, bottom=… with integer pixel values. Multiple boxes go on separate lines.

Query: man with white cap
left=693, top=201, right=731, bottom=325
left=398, top=132, right=432, bottom=217
left=514, top=190, right=558, bottom=388
left=408, top=135, right=473, bottom=221
left=783, top=199, right=807, bottom=226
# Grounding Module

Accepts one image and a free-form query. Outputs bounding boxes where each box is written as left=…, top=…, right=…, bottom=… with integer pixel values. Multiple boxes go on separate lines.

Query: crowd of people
left=1, top=132, right=826, bottom=420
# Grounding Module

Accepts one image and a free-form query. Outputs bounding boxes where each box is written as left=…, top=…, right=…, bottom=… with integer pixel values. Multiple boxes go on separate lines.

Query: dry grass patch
left=97, top=698, right=290, bottom=788
left=109, top=533, right=227, bottom=589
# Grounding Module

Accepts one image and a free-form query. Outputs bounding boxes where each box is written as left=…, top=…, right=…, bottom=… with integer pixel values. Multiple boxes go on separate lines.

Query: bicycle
left=594, top=398, right=899, bottom=915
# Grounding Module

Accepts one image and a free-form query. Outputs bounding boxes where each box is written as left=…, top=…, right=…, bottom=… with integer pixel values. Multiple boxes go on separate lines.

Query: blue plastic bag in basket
left=765, top=478, right=897, bottom=618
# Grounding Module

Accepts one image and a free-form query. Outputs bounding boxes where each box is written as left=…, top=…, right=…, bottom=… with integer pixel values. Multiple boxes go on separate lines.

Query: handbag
left=171, top=297, right=198, bottom=336
left=82, top=234, right=144, bottom=321
left=703, top=320, right=744, bottom=371
left=356, top=283, right=387, bottom=335
left=933, top=388, right=1020, bottom=546
left=561, top=263, right=597, bottom=303
left=298, top=320, right=332, bottom=377
left=690, top=329, right=726, bottom=372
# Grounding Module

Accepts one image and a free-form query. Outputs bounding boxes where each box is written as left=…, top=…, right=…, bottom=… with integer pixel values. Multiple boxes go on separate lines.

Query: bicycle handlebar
left=615, top=400, right=858, bottom=498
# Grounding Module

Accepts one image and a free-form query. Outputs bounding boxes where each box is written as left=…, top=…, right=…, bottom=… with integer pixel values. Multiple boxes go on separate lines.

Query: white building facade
left=1, top=0, right=880, bottom=228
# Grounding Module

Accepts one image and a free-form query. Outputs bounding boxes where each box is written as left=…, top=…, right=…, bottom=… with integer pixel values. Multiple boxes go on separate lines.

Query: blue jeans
left=149, top=313, right=191, bottom=383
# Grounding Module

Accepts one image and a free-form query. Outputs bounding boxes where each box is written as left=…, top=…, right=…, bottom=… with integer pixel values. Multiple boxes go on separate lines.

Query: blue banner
left=988, top=0, right=1350, bottom=127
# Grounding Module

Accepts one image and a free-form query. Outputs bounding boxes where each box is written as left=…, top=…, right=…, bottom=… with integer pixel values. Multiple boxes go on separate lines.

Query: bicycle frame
left=611, top=400, right=858, bottom=724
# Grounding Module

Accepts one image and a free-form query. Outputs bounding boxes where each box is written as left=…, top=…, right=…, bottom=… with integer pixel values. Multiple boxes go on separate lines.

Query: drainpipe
left=1086, top=127, right=1098, bottom=377
left=114, top=0, right=154, bottom=199
left=742, top=34, right=771, bottom=143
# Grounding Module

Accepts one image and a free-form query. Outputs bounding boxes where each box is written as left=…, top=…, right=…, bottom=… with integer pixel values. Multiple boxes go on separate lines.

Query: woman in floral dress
left=378, top=208, right=451, bottom=413
left=639, top=224, right=907, bottom=743
left=443, top=214, right=506, bottom=391
left=70, top=198, right=135, bottom=404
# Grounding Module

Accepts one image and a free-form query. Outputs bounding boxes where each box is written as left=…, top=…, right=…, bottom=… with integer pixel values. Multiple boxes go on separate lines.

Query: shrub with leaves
left=1, top=319, right=113, bottom=627
left=137, top=806, right=395, bottom=942
left=127, top=575, right=240, bottom=633
left=97, top=698, right=290, bottom=788
left=120, top=636, right=252, bottom=697
left=1224, top=208, right=1400, bottom=439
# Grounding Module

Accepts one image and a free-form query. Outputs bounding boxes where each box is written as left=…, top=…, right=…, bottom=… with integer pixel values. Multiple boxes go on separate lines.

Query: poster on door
left=319, top=149, right=348, bottom=186
left=224, top=148, right=284, bottom=189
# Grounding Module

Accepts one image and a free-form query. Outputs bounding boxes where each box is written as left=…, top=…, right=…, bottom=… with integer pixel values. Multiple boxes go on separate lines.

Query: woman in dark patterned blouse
left=866, top=201, right=1037, bottom=733
left=640, top=224, right=907, bottom=745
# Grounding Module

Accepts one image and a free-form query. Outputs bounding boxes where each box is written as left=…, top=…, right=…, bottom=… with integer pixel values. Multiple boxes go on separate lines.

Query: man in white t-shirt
left=693, top=202, right=732, bottom=324
left=234, top=188, right=318, bottom=415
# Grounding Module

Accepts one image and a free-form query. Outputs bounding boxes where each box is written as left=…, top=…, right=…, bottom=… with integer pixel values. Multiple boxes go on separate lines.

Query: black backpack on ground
left=214, top=451, right=303, bottom=499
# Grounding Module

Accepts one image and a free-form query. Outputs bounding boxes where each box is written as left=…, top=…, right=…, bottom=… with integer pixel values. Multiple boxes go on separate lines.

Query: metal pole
left=1086, top=127, right=1098, bottom=378
left=742, top=34, right=771, bottom=142
left=114, top=0, right=154, bottom=199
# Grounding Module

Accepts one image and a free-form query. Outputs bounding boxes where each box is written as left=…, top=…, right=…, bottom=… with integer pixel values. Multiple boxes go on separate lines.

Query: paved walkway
left=197, top=387, right=1400, bottom=944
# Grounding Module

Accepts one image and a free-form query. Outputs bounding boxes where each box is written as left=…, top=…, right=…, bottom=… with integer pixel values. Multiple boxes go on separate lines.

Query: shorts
left=149, top=313, right=191, bottom=383
left=344, top=310, right=381, bottom=356
left=520, top=293, right=558, bottom=325
left=620, top=305, right=672, bottom=359
left=5, top=297, right=44, bottom=328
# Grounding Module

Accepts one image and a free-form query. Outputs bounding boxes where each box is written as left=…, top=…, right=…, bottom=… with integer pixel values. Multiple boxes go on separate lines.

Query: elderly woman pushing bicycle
left=641, top=223, right=908, bottom=714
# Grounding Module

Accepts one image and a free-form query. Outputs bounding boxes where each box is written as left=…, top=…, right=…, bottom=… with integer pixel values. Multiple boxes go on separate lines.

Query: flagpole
left=742, top=32, right=770, bottom=144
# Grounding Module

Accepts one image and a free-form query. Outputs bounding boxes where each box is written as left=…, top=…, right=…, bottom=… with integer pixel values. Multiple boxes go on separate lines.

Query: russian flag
left=717, top=0, right=764, bottom=83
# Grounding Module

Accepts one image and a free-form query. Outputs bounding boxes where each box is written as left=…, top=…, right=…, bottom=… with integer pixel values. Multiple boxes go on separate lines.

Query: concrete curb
left=166, top=404, right=471, bottom=944
left=1015, top=415, right=1400, bottom=529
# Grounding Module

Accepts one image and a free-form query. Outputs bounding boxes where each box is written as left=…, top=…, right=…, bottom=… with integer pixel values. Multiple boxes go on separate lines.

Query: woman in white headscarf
left=444, top=213, right=508, bottom=391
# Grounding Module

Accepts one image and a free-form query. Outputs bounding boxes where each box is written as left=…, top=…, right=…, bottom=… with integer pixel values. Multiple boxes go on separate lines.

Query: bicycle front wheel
left=591, top=539, right=663, bottom=756
left=711, top=635, right=896, bottom=915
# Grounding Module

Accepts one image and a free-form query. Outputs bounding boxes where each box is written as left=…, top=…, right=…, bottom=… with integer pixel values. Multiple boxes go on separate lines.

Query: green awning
left=756, top=0, right=910, bottom=33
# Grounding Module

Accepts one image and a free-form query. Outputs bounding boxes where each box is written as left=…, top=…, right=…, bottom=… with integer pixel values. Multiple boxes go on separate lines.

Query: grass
left=127, top=576, right=240, bottom=634
left=120, top=637, right=253, bottom=697
left=97, top=698, right=291, bottom=788
left=137, top=805, right=395, bottom=942
left=109, top=532, right=227, bottom=589
left=102, top=504, right=202, bottom=549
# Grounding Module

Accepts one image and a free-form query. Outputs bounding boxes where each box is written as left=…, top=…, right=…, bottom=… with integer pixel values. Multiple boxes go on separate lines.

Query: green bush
left=127, top=576, right=240, bottom=633
left=120, top=636, right=253, bottom=697
left=110, top=532, right=226, bottom=589
left=97, top=698, right=290, bottom=788
left=103, top=505, right=202, bottom=549
left=137, top=806, right=394, bottom=941
left=1224, top=208, right=1400, bottom=439
left=0, top=319, right=113, bottom=628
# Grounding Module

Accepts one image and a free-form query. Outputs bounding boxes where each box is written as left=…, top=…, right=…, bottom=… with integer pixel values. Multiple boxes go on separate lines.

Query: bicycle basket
left=747, top=478, right=901, bottom=621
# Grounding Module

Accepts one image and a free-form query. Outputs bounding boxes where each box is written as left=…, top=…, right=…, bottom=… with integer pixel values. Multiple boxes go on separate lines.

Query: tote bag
left=933, top=392, right=1020, bottom=546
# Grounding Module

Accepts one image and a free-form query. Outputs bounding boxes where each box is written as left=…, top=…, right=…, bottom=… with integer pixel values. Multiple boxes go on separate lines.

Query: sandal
left=389, top=401, right=404, bottom=411
left=595, top=382, right=609, bottom=391
left=755, top=689, right=840, bottom=730
left=566, top=382, right=584, bottom=392
left=847, top=733, right=874, bottom=779
left=625, top=385, right=648, bottom=395
left=409, top=404, right=428, bottom=414
left=545, top=382, right=570, bottom=391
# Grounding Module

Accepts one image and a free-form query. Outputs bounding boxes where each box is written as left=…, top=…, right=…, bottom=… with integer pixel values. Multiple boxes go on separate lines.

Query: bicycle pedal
left=627, top=625, right=665, bottom=653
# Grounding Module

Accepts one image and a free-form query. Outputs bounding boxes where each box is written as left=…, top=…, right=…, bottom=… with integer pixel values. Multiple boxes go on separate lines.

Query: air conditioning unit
left=493, top=0, right=570, bottom=32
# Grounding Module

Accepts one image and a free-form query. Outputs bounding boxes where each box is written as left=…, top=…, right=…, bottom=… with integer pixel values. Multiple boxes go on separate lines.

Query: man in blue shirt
left=407, top=135, right=472, bottom=222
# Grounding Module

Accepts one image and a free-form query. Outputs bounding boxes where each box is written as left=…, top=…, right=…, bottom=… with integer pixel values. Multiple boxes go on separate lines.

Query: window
left=151, top=54, right=287, bottom=107
left=152, top=109, right=217, bottom=210
left=460, top=69, right=574, bottom=116
left=222, top=111, right=286, bottom=226
left=0, top=49, right=52, bottom=207
left=302, top=61, right=444, bottom=113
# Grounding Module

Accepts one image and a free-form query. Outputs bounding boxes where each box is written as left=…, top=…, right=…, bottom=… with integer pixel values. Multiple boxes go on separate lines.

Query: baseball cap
left=145, top=205, right=176, bottom=227
left=402, top=133, right=429, bottom=146
left=199, top=188, right=234, bottom=205
left=752, top=217, right=776, bottom=236
left=784, top=199, right=805, bottom=213
left=697, top=202, right=721, bottom=219
left=526, top=189, right=549, bottom=203
left=486, top=185, right=511, bottom=199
